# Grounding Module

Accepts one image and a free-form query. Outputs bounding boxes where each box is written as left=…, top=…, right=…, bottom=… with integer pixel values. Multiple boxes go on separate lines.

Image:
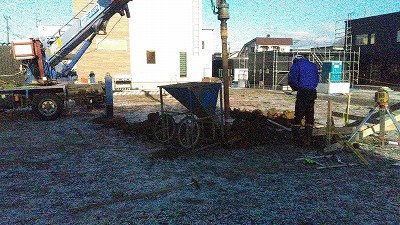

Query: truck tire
left=32, top=93, right=64, bottom=120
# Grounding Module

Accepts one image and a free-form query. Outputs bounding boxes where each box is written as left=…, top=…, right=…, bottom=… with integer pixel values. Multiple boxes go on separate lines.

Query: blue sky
left=0, top=0, right=399, bottom=52
left=203, top=0, right=400, bottom=51
left=0, top=0, right=73, bottom=42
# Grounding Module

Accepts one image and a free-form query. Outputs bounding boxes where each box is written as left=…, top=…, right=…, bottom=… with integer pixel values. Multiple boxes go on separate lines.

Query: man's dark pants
left=292, top=89, right=317, bottom=144
left=293, top=89, right=317, bottom=126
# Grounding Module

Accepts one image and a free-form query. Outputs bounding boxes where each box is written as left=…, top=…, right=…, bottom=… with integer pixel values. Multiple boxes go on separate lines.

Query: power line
left=9, top=30, right=24, bottom=40
left=84, top=16, right=123, bottom=55
left=6, top=16, right=37, bottom=40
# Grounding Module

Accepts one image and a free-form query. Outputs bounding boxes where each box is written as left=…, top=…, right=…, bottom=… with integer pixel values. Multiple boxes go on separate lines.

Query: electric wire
left=84, top=15, right=123, bottom=55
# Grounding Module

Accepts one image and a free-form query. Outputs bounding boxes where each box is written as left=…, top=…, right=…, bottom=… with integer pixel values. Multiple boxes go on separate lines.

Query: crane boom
left=11, top=0, right=131, bottom=84
left=45, top=0, right=131, bottom=67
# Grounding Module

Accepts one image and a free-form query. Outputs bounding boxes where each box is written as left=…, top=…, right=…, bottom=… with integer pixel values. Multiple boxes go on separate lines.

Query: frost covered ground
left=0, top=88, right=399, bottom=224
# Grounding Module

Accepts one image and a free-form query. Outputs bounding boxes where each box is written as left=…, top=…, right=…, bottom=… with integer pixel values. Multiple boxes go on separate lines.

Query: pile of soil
left=92, top=108, right=300, bottom=149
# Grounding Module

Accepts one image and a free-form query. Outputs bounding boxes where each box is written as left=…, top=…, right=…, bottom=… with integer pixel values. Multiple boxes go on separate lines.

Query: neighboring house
left=239, top=37, right=293, bottom=56
left=349, top=12, right=400, bottom=85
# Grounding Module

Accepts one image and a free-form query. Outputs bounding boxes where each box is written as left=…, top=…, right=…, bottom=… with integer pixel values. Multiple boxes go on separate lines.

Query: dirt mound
left=92, top=108, right=298, bottom=149
left=228, top=108, right=293, bottom=148
left=92, top=112, right=159, bottom=139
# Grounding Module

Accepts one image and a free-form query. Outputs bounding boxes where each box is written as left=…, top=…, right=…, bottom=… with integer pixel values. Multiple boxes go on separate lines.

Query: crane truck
left=0, top=0, right=131, bottom=120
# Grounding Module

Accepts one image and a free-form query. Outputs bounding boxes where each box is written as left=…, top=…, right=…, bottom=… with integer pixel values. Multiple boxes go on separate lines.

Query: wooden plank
left=357, top=113, right=400, bottom=138
left=313, top=126, right=356, bottom=136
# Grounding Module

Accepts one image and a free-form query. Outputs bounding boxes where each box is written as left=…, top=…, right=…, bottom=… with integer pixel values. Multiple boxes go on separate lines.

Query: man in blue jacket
left=288, top=55, right=319, bottom=146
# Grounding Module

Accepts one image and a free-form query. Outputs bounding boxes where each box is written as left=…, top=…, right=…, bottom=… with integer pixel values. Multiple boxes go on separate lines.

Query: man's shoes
left=292, top=138, right=304, bottom=147
left=304, top=126, right=313, bottom=147
left=303, top=137, right=311, bottom=146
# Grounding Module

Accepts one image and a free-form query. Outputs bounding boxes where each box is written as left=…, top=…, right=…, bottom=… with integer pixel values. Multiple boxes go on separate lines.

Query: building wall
left=0, top=45, right=20, bottom=75
left=72, top=0, right=131, bottom=83
left=200, top=28, right=214, bottom=79
left=351, top=12, right=400, bottom=84
left=128, top=0, right=213, bottom=90
left=0, top=45, right=24, bottom=87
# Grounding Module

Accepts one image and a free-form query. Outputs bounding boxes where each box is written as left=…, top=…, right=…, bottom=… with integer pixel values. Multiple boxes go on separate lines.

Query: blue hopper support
left=155, top=82, right=224, bottom=149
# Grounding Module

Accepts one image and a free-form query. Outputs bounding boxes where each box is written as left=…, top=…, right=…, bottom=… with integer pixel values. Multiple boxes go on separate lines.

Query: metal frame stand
left=154, top=82, right=224, bottom=150
left=348, top=104, right=400, bottom=144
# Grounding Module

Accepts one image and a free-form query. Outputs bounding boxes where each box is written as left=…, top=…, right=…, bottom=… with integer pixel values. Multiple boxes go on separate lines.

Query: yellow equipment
left=375, top=88, right=389, bottom=107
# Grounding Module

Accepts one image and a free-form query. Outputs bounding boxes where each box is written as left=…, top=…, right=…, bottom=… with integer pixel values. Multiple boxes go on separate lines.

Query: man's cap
left=294, top=55, right=303, bottom=59
left=292, top=55, right=304, bottom=63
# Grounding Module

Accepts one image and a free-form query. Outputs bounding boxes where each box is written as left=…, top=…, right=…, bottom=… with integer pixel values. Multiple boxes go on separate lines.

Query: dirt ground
left=0, top=88, right=399, bottom=224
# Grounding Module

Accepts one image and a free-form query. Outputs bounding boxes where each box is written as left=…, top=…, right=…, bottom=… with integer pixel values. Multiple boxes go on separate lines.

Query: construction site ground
left=1, top=88, right=399, bottom=224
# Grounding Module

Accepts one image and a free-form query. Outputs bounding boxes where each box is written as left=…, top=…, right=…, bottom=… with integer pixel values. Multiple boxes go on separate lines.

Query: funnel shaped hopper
left=160, top=82, right=222, bottom=118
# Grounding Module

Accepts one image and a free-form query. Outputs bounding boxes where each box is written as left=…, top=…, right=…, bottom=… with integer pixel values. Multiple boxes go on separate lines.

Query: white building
left=128, top=0, right=213, bottom=90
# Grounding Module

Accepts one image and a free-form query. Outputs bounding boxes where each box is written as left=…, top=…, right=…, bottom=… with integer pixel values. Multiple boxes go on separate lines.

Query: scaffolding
left=330, top=14, right=360, bottom=86
left=230, top=46, right=359, bottom=89
left=309, top=46, right=360, bottom=86
left=230, top=17, right=361, bottom=89
left=192, top=0, right=200, bottom=56
left=271, top=49, right=292, bottom=90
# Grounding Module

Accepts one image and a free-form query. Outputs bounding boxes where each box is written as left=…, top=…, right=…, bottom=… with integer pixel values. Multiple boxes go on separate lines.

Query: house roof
left=250, top=37, right=293, bottom=46
left=349, top=11, right=400, bottom=22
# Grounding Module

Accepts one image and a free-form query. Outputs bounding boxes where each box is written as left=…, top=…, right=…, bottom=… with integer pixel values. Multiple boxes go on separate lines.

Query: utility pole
left=262, top=46, right=266, bottom=89
left=253, top=45, right=256, bottom=88
left=4, top=15, right=11, bottom=43
left=214, top=0, right=231, bottom=138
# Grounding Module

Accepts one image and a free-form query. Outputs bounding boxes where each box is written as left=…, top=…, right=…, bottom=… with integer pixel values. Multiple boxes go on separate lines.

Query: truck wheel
left=32, top=93, right=64, bottom=120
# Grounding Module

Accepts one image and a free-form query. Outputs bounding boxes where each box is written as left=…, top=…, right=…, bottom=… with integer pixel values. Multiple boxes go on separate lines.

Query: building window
left=356, top=34, right=368, bottom=45
left=146, top=50, right=156, bottom=64
left=179, top=52, right=187, bottom=77
left=370, top=33, right=375, bottom=45
left=397, top=30, right=400, bottom=42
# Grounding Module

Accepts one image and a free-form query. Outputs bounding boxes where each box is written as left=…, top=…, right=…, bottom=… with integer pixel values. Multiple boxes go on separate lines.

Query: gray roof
left=250, top=37, right=293, bottom=46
